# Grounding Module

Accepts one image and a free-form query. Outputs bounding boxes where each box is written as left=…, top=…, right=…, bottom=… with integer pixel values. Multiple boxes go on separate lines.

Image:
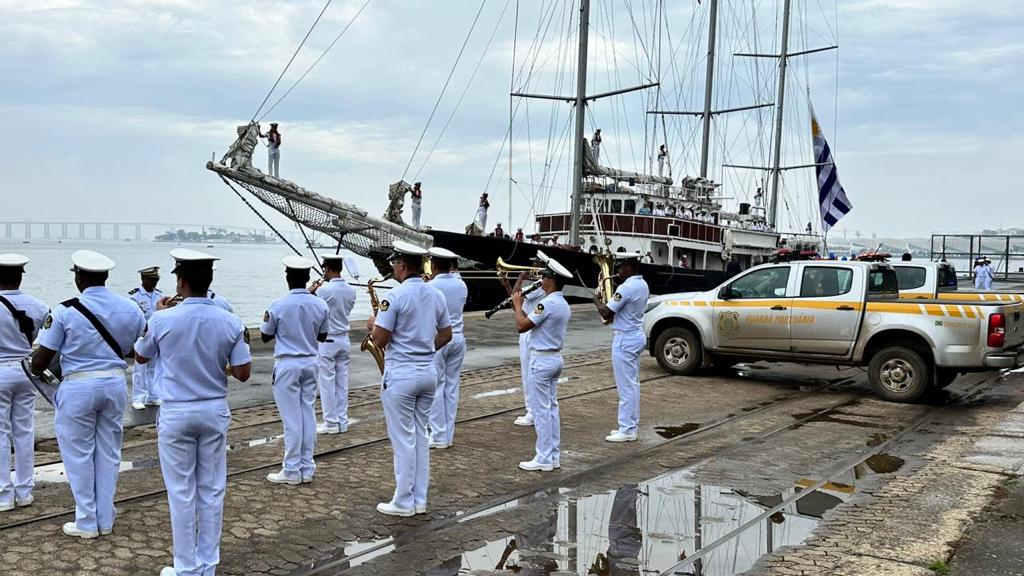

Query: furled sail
left=581, top=139, right=673, bottom=186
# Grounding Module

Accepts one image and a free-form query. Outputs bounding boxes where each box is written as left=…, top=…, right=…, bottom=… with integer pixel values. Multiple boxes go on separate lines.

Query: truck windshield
left=895, top=266, right=927, bottom=290
left=868, top=268, right=900, bottom=297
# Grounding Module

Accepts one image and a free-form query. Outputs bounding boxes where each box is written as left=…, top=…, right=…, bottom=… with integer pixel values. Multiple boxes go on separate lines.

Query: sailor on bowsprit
left=262, top=256, right=330, bottom=486
left=31, top=250, right=146, bottom=539
left=0, top=253, right=49, bottom=514
left=129, top=265, right=163, bottom=410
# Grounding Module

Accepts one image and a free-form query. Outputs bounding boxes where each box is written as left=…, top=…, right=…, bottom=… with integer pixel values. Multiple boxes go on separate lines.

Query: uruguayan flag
left=812, top=112, right=851, bottom=231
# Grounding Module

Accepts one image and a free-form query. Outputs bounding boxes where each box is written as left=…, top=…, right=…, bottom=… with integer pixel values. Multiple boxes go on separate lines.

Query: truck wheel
left=655, top=327, right=703, bottom=375
left=869, top=346, right=930, bottom=403
left=935, top=368, right=959, bottom=389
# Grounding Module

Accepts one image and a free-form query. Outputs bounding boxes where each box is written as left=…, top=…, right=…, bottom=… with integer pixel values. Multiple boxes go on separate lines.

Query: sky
left=0, top=0, right=1021, bottom=240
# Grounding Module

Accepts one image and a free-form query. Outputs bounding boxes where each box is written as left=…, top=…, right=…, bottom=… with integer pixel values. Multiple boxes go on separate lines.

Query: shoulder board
left=129, top=287, right=140, bottom=295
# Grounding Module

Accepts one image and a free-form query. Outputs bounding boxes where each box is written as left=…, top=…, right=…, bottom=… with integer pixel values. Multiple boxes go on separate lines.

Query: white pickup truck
left=643, top=260, right=1024, bottom=402
left=892, top=261, right=1024, bottom=303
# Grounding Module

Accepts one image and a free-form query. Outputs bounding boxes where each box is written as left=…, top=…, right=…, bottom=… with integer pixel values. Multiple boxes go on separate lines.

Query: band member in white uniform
left=314, top=254, right=356, bottom=434
left=32, top=250, right=146, bottom=538
left=0, top=254, right=48, bottom=513
left=426, top=247, right=467, bottom=449
left=368, top=241, right=451, bottom=516
left=511, top=257, right=572, bottom=472
left=134, top=249, right=252, bottom=576
left=593, top=252, right=650, bottom=442
left=501, top=251, right=550, bottom=427
left=129, top=266, right=163, bottom=409
left=261, top=256, right=329, bottom=485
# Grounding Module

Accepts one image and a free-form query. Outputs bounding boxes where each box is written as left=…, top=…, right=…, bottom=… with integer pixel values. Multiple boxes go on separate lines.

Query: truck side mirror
left=719, top=287, right=733, bottom=300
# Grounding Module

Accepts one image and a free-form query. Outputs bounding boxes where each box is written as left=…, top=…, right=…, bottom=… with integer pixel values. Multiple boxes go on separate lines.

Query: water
left=0, top=239, right=382, bottom=326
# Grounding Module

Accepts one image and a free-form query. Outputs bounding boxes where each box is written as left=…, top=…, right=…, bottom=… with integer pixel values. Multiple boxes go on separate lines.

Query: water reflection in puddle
left=33, top=457, right=161, bottom=484
left=425, top=454, right=906, bottom=575
left=297, top=538, right=394, bottom=573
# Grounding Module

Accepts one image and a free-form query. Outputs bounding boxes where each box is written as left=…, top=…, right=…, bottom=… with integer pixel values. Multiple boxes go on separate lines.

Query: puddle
left=863, top=453, right=905, bottom=474
left=654, top=423, right=701, bottom=438
left=472, top=388, right=521, bottom=400
left=226, top=435, right=284, bottom=451
left=33, top=457, right=161, bottom=484
left=296, top=538, right=393, bottom=573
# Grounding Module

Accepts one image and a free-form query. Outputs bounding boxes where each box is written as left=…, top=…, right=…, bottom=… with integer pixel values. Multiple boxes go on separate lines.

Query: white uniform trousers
left=411, top=200, right=422, bottom=229
left=657, top=158, right=665, bottom=177
left=975, top=276, right=985, bottom=290
left=0, top=362, right=35, bottom=504
left=519, top=332, right=533, bottom=417
left=158, top=399, right=230, bottom=576
left=528, top=353, right=563, bottom=465
left=429, top=333, right=466, bottom=445
left=611, top=330, right=646, bottom=435
left=476, top=207, right=488, bottom=232
left=317, top=336, right=351, bottom=429
left=984, top=277, right=993, bottom=290
left=593, top=141, right=601, bottom=163
left=272, top=357, right=317, bottom=480
left=381, top=362, right=436, bottom=510
left=54, top=375, right=127, bottom=532
left=132, top=359, right=154, bottom=404
left=268, top=147, right=280, bottom=177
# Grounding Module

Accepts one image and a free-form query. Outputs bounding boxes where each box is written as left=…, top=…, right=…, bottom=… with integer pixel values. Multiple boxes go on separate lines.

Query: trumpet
left=593, top=253, right=616, bottom=325
left=496, top=256, right=544, bottom=281
left=361, top=274, right=393, bottom=374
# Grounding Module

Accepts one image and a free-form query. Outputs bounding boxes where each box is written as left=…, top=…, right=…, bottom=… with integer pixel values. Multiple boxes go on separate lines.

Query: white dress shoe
left=15, top=495, right=34, bottom=507
left=266, top=471, right=301, bottom=485
left=160, top=567, right=177, bottom=576
left=428, top=441, right=450, bottom=449
left=415, top=505, right=427, bottom=514
left=63, top=522, right=99, bottom=539
left=605, top=430, right=638, bottom=443
left=316, top=422, right=341, bottom=435
left=131, top=402, right=146, bottom=410
left=552, top=460, right=561, bottom=470
left=100, top=528, right=112, bottom=536
left=376, top=502, right=415, bottom=517
left=0, top=501, right=13, bottom=512
left=301, top=476, right=313, bottom=484
left=518, top=459, right=554, bottom=472
left=513, top=414, right=535, bottom=427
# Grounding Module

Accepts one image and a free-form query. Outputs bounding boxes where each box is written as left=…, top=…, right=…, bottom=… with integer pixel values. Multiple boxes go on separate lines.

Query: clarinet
left=485, top=280, right=543, bottom=319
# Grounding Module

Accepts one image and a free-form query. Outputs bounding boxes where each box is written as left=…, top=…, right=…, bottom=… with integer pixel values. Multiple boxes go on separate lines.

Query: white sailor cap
left=170, top=249, right=219, bottom=273
left=283, top=255, right=317, bottom=270
left=0, top=253, right=30, bottom=269
left=70, top=250, right=116, bottom=273
left=534, top=250, right=551, bottom=264
left=320, top=252, right=346, bottom=264
left=427, top=247, right=460, bottom=260
left=540, top=257, right=573, bottom=279
left=387, top=240, right=429, bottom=262
left=138, top=266, right=161, bottom=277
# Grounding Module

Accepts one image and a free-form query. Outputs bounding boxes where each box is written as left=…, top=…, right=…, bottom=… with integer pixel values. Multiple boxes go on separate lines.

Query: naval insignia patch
left=613, top=292, right=623, bottom=302
left=380, top=299, right=391, bottom=312
left=43, top=314, right=52, bottom=329
left=533, top=303, right=545, bottom=315
left=263, top=311, right=270, bottom=323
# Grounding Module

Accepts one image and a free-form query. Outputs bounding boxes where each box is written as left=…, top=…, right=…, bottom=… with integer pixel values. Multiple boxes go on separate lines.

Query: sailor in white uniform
left=511, top=257, right=572, bottom=472
left=31, top=250, right=146, bottom=538
left=134, top=249, right=252, bottom=576
left=426, top=247, right=467, bottom=449
left=129, top=266, right=163, bottom=409
left=262, top=256, right=329, bottom=485
left=313, top=254, right=356, bottom=434
left=593, top=252, right=650, bottom=442
left=0, top=254, right=48, bottom=513
left=207, top=290, right=233, bottom=313
left=368, top=241, right=451, bottom=516
left=502, top=251, right=550, bottom=427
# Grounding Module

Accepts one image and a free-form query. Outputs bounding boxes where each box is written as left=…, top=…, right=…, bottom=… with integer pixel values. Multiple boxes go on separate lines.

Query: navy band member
left=134, top=249, right=252, bottom=576
left=0, top=254, right=48, bottom=513
left=500, top=250, right=550, bottom=427
left=368, top=241, right=452, bottom=516
left=594, top=252, right=649, bottom=442
left=32, top=250, right=146, bottom=538
left=313, top=254, right=356, bottom=434
left=262, top=256, right=330, bottom=485
left=129, top=266, right=163, bottom=409
left=511, top=257, right=572, bottom=471
left=426, top=247, right=468, bottom=449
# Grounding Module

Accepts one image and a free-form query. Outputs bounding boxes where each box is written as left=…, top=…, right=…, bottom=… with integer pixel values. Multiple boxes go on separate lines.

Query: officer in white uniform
left=32, top=250, right=146, bottom=538
left=593, top=252, right=650, bottom=442
left=129, top=266, right=163, bottom=409
left=0, top=254, right=48, bottom=512
left=313, top=254, right=356, bottom=434
left=134, top=249, right=252, bottom=576
left=368, top=241, right=452, bottom=516
left=261, top=256, right=329, bottom=485
left=207, top=290, right=233, bottom=313
left=502, top=251, right=550, bottom=427
left=511, top=257, right=572, bottom=472
left=426, top=247, right=467, bottom=449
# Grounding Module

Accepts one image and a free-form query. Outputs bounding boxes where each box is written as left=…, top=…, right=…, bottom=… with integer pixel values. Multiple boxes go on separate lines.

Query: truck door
left=713, top=266, right=793, bottom=352
left=791, top=265, right=860, bottom=356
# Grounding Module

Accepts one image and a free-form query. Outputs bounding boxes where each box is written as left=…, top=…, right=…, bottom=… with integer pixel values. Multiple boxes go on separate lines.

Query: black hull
left=427, top=230, right=729, bottom=311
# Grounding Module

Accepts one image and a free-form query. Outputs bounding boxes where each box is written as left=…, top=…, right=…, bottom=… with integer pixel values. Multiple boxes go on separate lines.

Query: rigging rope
left=218, top=176, right=307, bottom=258
left=251, top=0, right=335, bottom=122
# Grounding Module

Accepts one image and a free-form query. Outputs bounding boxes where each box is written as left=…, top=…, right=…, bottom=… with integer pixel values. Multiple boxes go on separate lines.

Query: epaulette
left=129, top=287, right=140, bottom=295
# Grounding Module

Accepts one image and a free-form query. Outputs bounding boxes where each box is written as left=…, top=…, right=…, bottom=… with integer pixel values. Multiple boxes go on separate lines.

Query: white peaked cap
left=320, top=252, right=346, bottom=263
left=170, top=248, right=219, bottom=263
left=427, top=247, right=460, bottom=260
left=70, top=250, right=116, bottom=273
left=282, top=255, right=317, bottom=270
left=388, top=240, right=429, bottom=260
left=0, top=253, right=30, bottom=268
left=542, top=257, right=573, bottom=279
left=534, top=250, right=551, bottom=264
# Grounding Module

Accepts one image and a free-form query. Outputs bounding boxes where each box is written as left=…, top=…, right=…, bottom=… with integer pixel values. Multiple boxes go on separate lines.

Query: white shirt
left=374, top=277, right=450, bottom=365
left=129, top=285, right=164, bottom=320
left=429, top=272, right=468, bottom=335
left=526, top=291, right=571, bottom=352
left=315, top=278, right=356, bottom=335
left=606, top=274, right=650, bottom=332
left=38, top=286, right=146, bottom=375
left=0, top=289, right=48, bottom=361
left=261, top=289, right=330, bottom=357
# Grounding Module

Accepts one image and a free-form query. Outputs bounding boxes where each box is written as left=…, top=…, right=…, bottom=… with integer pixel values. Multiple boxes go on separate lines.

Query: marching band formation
left=0, top=243, right=650, bottom=576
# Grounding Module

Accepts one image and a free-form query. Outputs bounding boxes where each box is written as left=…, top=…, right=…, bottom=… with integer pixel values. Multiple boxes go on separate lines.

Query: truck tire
left=935, top=368, right=959, bottom=389
left=654, top=326, right=703, bottom=375
left=868, top=346, right=930, bottom=403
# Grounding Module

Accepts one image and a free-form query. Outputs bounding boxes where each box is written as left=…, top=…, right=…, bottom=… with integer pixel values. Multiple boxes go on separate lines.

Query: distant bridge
left=0, top=221, right=293, bottom=242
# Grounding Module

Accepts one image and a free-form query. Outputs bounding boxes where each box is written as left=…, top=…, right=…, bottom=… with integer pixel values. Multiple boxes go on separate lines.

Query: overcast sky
left=1, top=0, right=1021, bottom=240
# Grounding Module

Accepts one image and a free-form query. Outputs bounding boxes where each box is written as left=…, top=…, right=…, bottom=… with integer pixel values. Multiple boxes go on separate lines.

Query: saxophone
left=593, top=253, right=616, bottom=325
left=361, top=274, right=392, bottom=374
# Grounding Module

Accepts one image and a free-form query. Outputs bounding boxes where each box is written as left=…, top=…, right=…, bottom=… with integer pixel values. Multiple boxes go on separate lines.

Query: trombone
left=485, top=257, right=546, bottom=319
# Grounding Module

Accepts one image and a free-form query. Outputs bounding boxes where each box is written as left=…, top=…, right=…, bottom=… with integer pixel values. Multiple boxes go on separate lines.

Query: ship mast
left=767, top=0, right=793, bottom=228
left=569, top=0, right=592, bottom=247
left=698, top=0, right=720, bottom=179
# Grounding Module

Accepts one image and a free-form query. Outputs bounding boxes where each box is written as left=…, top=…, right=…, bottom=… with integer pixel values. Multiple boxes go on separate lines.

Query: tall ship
left=208, top=0, right=838, bottom=309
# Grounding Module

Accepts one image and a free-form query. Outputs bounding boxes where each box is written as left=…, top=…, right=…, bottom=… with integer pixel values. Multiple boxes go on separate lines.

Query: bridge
left=0, top=221, right=294, bottom=242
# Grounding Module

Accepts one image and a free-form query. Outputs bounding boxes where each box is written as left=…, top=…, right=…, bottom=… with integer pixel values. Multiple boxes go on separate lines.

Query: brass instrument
left=361, top=274, right=392, bottom=374
left=421, top=255, right=434, bottom=281
left=496, top=256, right=544, bottom=280
left=593, top=253, right=616, bottom=325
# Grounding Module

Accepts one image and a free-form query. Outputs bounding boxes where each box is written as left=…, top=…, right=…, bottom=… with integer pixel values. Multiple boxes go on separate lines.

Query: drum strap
left=61, top=298, right=124, bottom=359
left=0, top=295, right=34, bottom=345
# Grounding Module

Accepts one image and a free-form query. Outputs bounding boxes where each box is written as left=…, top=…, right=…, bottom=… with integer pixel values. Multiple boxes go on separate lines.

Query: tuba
left=361, top=274, right=393, bottom=374
left=593, top=253, right=615, bottom=325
